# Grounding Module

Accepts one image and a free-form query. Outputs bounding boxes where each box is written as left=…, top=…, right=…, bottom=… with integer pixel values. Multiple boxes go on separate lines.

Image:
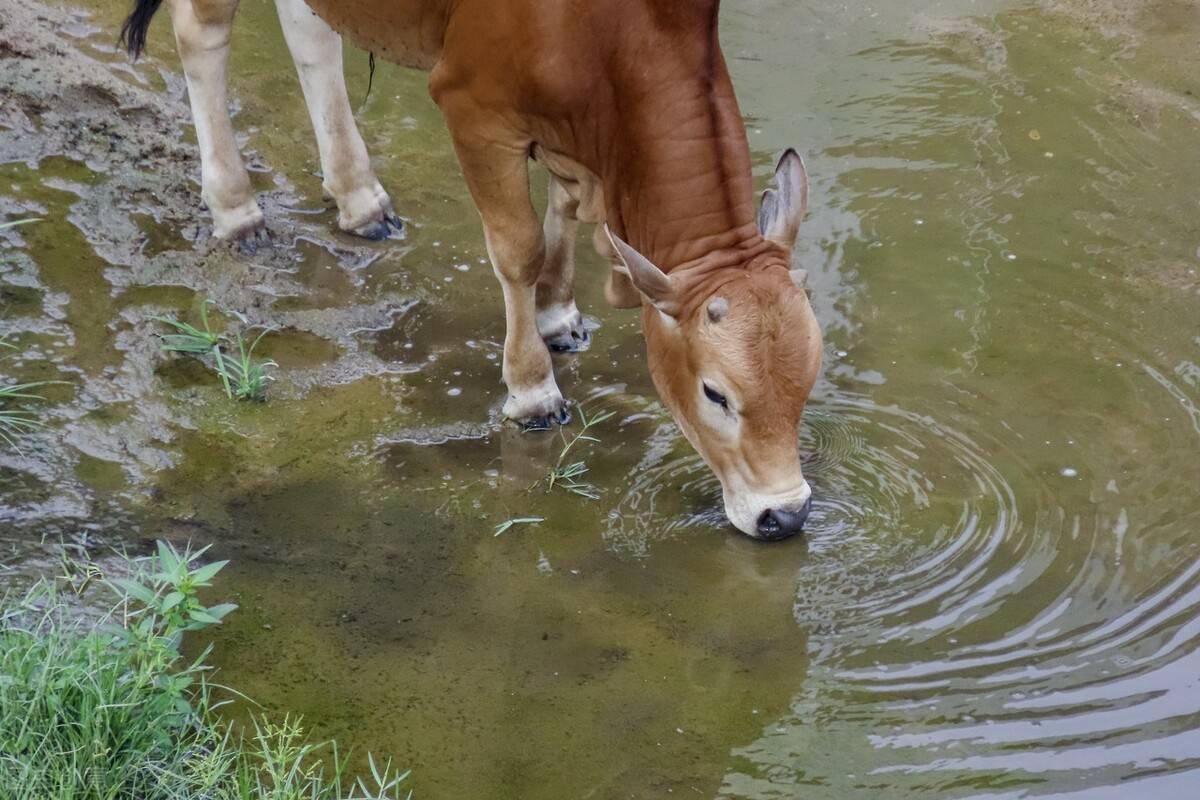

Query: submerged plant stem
left=541, top=406, right=615, bottom=500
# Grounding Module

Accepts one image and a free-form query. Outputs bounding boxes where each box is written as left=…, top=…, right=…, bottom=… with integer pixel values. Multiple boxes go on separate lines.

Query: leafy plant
left=219, top=329, right=277, bottom=402
left=236, top=718, right=411, bottom=800
left=105, top=540, right=238, bottom=722
left=541, top=406, right=615, bottom=500
left=153, top=298, right=223, bottom=355
left=0, top=542, right=411, bottom=800
left=112, top=540, right=237, bottom=636
left=153, top=300, right=277, bottom=402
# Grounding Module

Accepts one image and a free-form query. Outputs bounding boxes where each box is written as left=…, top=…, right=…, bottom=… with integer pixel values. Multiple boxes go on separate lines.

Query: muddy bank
left=1044, top=0, right=1195, bottom=43
left=1, top=0, right=425, bottom=549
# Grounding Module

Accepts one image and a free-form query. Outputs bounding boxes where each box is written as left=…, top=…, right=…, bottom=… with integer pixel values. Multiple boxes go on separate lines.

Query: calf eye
left=703, top=383, right=729, bottom=409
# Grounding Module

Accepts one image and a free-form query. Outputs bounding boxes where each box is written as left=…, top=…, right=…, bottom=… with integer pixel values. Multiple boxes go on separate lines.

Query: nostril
left=756, top=510, right=782, bottom=537
left=756, top=499, right=813, bottom=540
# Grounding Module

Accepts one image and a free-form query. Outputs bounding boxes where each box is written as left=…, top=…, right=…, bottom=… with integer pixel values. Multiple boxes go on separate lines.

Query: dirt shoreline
left=1, top=0, right=413, bottom=544
left=0, top=0, right=403, bottom=297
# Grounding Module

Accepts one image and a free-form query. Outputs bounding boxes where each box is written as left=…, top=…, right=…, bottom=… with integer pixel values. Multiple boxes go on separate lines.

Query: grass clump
left=223, top=330, right=277, bottom=402
left=0, top=376, right=49, bottom=450
left=153, top=300, right=278, bottom=402
left=154, top=298, right=224, bottom=355
left=0, top=541, right=409, bottom=800
left=0, top=336, right=58, bottom=451
left=1, top=219, right=54, bottom=448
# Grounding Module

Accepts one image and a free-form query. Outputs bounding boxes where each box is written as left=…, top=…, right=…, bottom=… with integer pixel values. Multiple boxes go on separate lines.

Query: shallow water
left=2, top=0, right=1199, bottom=797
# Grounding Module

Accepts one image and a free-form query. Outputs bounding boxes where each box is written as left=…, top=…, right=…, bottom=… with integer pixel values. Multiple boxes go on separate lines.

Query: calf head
left=608, top=151, right=822, bottom=540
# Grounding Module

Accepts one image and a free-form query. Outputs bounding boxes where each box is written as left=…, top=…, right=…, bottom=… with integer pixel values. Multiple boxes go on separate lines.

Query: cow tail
left=364, top=52, right=377, bottom=105
left=119, top=0, right=165, bottom=59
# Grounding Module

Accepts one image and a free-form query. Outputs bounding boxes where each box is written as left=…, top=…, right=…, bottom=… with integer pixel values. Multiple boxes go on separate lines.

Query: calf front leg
left=536, top=175, right=589, bottom=352
left=449, top=132, right=568, bottom=429
left=274, top=0, right=401, bottom=240
left=168, top=0, right=266, bottom=247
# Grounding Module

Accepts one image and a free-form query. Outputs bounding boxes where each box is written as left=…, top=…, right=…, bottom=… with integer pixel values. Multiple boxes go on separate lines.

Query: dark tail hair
left=119, top=0, right=165, bottom=59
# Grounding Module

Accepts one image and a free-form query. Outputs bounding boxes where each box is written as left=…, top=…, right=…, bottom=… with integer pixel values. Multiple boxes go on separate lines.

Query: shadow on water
left=207, top=475, right=813, bottom=796
left=2, top=0, right=1200, bottom=797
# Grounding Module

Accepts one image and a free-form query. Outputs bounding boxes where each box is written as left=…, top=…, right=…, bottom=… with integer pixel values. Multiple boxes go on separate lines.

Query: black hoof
left=547, top=328, right=590, bottom=353
left=522, top=415, right=552, bottom=432
left=520, top=405, right=572, bottom=431
left=554, top=405, right=572, bottom=426
left=350, top=213, right=404, bottom=242
left=234, top=226, right=271, bottom=255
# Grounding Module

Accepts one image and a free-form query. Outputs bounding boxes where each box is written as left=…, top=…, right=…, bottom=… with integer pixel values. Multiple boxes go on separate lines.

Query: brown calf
left=124, top=0, right=823, bottom=539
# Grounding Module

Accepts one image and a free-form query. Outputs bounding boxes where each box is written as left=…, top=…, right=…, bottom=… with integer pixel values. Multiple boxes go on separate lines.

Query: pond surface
left=2, top=0, right=1199, bottom=797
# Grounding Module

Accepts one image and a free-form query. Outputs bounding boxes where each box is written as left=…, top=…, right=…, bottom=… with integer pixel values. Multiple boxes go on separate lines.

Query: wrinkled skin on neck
left=640, top=252, right=822, bottom=536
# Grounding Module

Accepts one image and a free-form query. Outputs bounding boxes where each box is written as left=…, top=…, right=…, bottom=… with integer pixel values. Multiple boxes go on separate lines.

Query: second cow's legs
left=274, top=0, right=400, bottom=239
left=168, top=0, right=266, bottom=244
left=167, top=0, right=397, bottom=244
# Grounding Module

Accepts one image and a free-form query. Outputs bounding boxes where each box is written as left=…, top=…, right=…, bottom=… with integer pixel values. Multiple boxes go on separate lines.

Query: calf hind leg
left=536, top=175, right=590, bottom=352
left=168, top=0, right=267, bottom=248
left=274, top=0, right=401, bottom=240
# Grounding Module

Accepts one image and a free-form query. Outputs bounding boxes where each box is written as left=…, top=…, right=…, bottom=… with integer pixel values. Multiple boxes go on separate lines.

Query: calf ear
left=758, top=149, right=809, bottom=250
left=604, top=225, right=680, bottom=317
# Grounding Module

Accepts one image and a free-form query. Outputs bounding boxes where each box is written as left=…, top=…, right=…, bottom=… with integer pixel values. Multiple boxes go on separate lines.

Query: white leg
left=483, top=201, right=565, bottom=426
left=274, top=0, right=400, bottom=239
left=168, top=0, right=266, bottom=244
left=536, top=175, right=589, bottom=352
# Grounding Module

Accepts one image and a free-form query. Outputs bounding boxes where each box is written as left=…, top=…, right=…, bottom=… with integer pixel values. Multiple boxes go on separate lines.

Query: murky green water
left=3, top=0, right=1200, bottom=796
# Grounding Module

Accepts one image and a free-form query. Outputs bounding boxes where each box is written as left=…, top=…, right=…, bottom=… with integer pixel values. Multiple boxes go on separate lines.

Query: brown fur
left=232, top=0, right=821, bottom=534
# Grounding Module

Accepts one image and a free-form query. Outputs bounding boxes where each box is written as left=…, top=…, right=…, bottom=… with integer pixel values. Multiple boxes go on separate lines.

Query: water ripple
left=715, top=387, right=1200, bottom=797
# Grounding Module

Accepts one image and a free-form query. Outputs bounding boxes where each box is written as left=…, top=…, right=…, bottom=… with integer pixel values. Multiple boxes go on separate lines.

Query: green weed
left=542, top=406, right=616, bottom=500
left=153, top=301, right=277, bottom=402
left=0, top=338, right=57, bottom=451
left=0, top=382, right=49, bottom=450
left=153, top=298, right=224, bottom=355
left=220, top=329, right=277, bottom=402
